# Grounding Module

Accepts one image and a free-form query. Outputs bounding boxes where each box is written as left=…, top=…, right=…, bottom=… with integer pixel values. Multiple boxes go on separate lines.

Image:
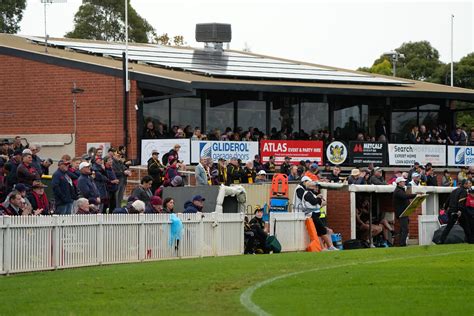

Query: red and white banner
left=260, top=140, right=324, bottom=165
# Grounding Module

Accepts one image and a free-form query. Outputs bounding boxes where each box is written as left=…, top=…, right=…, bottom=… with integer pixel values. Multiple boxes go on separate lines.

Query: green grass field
left=1, top=245, right=473, bottom=315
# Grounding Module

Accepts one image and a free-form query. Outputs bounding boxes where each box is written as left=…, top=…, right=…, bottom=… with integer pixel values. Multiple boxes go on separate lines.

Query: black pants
left=462, top=212, right=474, bottom=244
left=439, top=212, right=459, bottom=244
left=108, top=191, right=117, bottom=213
left=244, top=231, right=255, bottom=254
left=399, top=216, right=409, bottom=246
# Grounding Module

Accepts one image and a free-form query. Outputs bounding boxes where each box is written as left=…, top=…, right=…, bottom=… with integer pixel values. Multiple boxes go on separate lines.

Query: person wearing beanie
left=183, top=195, right=205, bottom=213
left=145, top=196, right=163, bottom=213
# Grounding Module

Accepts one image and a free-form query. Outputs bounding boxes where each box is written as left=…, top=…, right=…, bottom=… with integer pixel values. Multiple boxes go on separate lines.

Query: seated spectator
left=145, top=196, right=163, bottom=214
left=441, top=170, right=453, bottom=187
left=131, top=176, right=153, bottom=206
left=409, top=172, right=421, bottom=186
left=255, top=170, right=267, bottom=183
left=242, top=160, right=256, bottom=184
left=280, top=156, right=292, bottom=176
left=407, top=126, right=420, bottom=144
left=143, top=120, right=157, bottom=139
left=347, top=169, right=365, bottom=185
left=425, top=167, right=438, bottom=186
left=253, top=155, right=263, bottom=172
left=27, top=181, right=50, bottom=215
left=327, top=166, right=342, bottom=183
left=162, top=197, right=175, bottom=213
left=75, top=198, right=91, bottom=214
left=288, top=165, right=300, bottom=181
left=244, top=215, right=256, bottom=254
left=3, top=191, right=26, bottom=215
left=388, top=170, right=402, bottom=185
left=304, top=163, right=320, bottom=182
left=448, top=126, right=467, bottom=145
left=458, top=166, right=468, bottom=183
left=113, top=200, right=145, bottom=214
left=263, top=156, right=276, bottom=173
left=249, top=207, right=269, bottom=253
left=356, top=197, right=394, bottom=246
left=226, top=158, right=243, bottom=185
left=184, top=195, right=205, bottom=213
left=369, top=167, right=386, bottom=185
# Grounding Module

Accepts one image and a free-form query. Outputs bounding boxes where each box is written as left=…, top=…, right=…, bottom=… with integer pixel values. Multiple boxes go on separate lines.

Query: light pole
left=384, top=51, right=405, bottom=77
left=451, top=14, right=454, bottom=87
left=123, top=0, right=129, bottom=151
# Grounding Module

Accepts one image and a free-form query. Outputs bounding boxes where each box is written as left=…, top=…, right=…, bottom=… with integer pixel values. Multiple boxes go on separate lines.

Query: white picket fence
left=0, top=212, right=308, bottom=274
left=0, top=213, right=246, bottom=274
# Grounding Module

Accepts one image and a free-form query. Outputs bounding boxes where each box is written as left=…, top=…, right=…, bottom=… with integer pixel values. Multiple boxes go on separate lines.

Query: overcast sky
left=19, top=0, right=473, bottom=70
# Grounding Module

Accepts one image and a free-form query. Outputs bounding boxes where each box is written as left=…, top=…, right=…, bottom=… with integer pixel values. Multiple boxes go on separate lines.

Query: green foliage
left=0, top=0, right=26, bottom=34
left=0, top=245, right=472, bottom=315
left=65, top=0, right=154, bottom=43
left=395, top=41, right=443, bottom=80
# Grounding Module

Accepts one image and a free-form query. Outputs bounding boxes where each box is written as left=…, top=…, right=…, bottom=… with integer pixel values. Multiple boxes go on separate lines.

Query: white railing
left=418, top=215, right=440, bottom=246
left=269, top=212, right=308, bottom=252
left=0, top=213, right=245, bottom=275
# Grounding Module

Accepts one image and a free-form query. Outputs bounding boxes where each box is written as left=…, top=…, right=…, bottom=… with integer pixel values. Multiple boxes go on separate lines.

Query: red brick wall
left=327, top=189, right=352, bottom=241
left=0, top=55, right=139, bottom=159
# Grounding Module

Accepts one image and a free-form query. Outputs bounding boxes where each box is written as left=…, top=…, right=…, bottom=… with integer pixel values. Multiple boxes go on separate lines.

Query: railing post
left=0, top=217, right=3, bottom=274
left=97, top=214, right=103, bottom=265
left=52, top=215, right=60, bottom=270
left=199, top=214, right=205, bottom=258
left=240, top=213, right=245, bottom=254
left=138, top=213, right=145, bottom=261
left=215, top=213, right=221, bottom=257
left=3, top=217, right=11, bottom=274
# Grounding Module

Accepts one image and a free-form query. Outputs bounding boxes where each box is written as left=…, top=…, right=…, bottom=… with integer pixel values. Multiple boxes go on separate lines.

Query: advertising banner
left=349, top=141, right=386, bottom=166
left=447, top=146, right=474, bottom=166
left=141, top=139, right=191, bottom=165
left=388, top=144, right=446, bottom=166
left=191, top=141, right=259, bottom=163
left=326, top=141, right=348, bottom=165
left=260, top=140, right=324, bottom=165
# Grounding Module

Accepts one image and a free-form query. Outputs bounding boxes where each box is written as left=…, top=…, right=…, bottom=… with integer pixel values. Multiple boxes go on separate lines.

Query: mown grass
left=0, top=244, right=472, bottom=315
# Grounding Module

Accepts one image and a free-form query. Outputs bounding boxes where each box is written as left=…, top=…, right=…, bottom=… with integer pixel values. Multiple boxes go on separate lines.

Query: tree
left=0, top=0, right=27, bottom=34
left=65, top=0, right=154, bottom=43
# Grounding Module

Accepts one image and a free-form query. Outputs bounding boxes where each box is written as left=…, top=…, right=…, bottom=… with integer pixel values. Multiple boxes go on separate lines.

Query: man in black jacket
left=439, top=179, right=471, bottom=244
left=393, top=177, right=417, bottom=246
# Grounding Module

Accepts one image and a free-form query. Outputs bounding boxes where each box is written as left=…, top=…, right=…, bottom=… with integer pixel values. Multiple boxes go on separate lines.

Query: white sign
left=191, top=141, right=259, bottom=163
left=388, top=144, right=446, bottom=166
left=326, top=141, right=347, bottom=165
left=141, top=139, right=190, bottom=165
left=86, top=143, right=111, bottom=158
left=448, top=146, right=474, bottom=166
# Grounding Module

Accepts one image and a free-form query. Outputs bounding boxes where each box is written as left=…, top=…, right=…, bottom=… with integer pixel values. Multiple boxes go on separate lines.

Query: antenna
left=40, top=0, right=67, bottom=53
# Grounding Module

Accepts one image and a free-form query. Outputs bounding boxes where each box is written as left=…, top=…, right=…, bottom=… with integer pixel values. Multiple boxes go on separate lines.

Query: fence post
left=97, top=214, right=103, bottom=265
left=0, top=217, right=3, bottom=274
left=52, top=215, right=60, bottom=269
left=199, top=214, right=205, bottom=258
left=138, top=213, right=145, bottom=261
left=3, top=217, right=11, bottom=274
left=215, top=213, right=222, bottom=257
left=240, top=213, right=245, bottom=254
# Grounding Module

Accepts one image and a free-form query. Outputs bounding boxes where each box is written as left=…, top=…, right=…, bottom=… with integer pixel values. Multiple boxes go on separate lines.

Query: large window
left=206, top=101, right=234, bottom=134
left=237, top=100, right=266, bottom=132
left=391, top=112, right=417, bottom=142
left=333, top=104, right=368, bottom=140
left=171, top=98, right=201, bottom=129
left=143, top=99, right=169, bottom=132
left=301, top=101, right=328, bottom=134
left=270, top=97, right=299, bottom=136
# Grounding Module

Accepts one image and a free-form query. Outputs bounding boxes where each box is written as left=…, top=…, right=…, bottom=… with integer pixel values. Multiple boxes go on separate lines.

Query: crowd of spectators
left=142, top=118, right=474, bottom=145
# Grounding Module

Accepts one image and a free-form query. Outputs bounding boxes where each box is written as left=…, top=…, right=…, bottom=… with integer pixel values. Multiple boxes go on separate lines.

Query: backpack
left=162, top=152, right=170, bottom=165
left=343, top=239, right=369, bottom=250
left=265, top=235, right=282, bottom=253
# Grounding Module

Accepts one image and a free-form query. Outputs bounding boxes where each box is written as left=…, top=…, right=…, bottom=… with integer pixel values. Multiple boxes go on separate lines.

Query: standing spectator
left=143, top=120, right=157, bottom=139
left=41, top=158, right=53, bottom=175
left=156, top=123, right=166, bottom=139
left=29, top=144, right=43, bottom=176
left=255, top=170, right=267, bottom=183
left=92, top=156, right=109, bottom=212
left=4, top=149, right=22, bottom=192
left=441, top=170, right=453, bottom=187
left=77, top=162, right=100, bottom=205
left=3, top=191, right=24, bottom=216
left=75, top=198, right=92, bottom=214
left=439, top=179, right=471, bottom=244
left=226, top=158, right=243, bottom=185
left=418, top=125, right=431, bottom=143
left=458, top=166, right=468, bottom=183
left=448, top=127, right=467, bottom=145
left=104, top=156, right=119, bottom=213
left=217, top=158, right=227, bottom=185
left=393, top=177, right=417, bottom=247
left=425, top=167, right=438, bottom=186
left=17, top=152, right=40, bottom=187
left=147, top=150, right=164, bottom=192
left=375, top=115, right=387, bottom=139
left=163, top=158, right=181, bottom=187
left=68, top=157, right=81, bottom=188
left=288, top=165, right=300, bottom=181
left=409, top=173, right=421, bottom=187
left=27, top=182, right=50, bottom=215
left=253, top=155, right=263, bottom=172
left=191, top=128, right=203, bottom=140
left=112, top=149, right=131, bottom=207
left=184, top=195, right=205, bottom=213
left=407, top=126, right=420, bottom=144
left=52, top=160, right=77, bottom=215
left=280, top=156, right=292, bottom=176
left=131, top=176, right=153, bottom=206
left=12, top=136, right=26, bottom=152
left=195, top=157, right=209, bottom=186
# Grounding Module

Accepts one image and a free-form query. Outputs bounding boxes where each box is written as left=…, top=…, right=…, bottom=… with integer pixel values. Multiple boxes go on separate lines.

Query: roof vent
left=195, top=23, right=231, bottom=51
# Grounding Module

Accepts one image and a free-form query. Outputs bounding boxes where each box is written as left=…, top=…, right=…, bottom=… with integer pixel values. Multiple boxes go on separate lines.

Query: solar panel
left=25, top=36, right=411, bottom=85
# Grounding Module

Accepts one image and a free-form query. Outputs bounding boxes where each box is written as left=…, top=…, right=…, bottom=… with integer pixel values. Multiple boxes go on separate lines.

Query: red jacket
left=466, top=194, right=474, bottom=209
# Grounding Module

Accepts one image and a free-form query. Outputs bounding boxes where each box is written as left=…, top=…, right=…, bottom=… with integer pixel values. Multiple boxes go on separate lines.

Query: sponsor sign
left=141, top=139, right=190, bottom=165
left=191, top=141, right=259, bottom=163
left=260, top=140, right=324, bottom=165
left=349, top=141, right=386, bottom=166
left=388, top=144, right=446, bottom=166
left=448, top=146, right=474, bottom=166
left=326, top=141, right=348, bottom=165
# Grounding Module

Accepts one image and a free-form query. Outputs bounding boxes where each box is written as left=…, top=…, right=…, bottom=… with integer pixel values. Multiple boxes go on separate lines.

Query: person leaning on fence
left=145, top=196, right=163, bottom=214
left=75, top=198, right=91, bottom=215
left=52, top=160, right=77, bottom=215
left=184, top=195, right=205, bottom=213
left=393, top=177, right=417, bottom=247
left=369, top=167, right=386, bottom=185
left=347, top=169, right=365, bottom=185
left=439, top=179, right=472, bottom=244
